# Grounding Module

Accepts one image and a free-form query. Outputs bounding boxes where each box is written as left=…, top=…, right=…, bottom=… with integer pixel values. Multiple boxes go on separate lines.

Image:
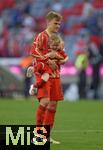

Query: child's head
left=48, top=34, right=64, bottom=50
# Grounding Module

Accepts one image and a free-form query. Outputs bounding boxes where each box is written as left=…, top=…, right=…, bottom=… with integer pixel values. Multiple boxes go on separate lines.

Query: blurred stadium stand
left=0, top=0, right=103, bottom=98
left=0, top=63, right=23, bottom=97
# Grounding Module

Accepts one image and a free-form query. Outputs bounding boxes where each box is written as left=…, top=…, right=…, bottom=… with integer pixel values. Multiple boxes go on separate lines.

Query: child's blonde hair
left=49, top=34, right=63, bottom=45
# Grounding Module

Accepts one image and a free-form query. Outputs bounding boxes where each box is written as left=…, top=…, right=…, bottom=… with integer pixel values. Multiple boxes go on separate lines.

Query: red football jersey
left=30, top=31, right=49, bottom=58
left=31, top=31, right=53, bottom=76
left=30, top=31, right=68, bottom=78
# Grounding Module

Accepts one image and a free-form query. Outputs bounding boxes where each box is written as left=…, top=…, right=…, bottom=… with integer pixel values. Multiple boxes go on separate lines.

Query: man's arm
left=30, top=33, right=46, bottom=59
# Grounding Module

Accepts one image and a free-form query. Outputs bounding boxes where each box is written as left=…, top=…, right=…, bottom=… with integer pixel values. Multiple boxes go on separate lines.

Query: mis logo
left=6, top=127, right=30, bottom=145
left=0, top=125, right=50, bottom=150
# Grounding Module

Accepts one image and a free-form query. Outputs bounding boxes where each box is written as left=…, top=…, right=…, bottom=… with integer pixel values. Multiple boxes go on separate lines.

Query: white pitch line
left=53, top=130, right=103, bottom=133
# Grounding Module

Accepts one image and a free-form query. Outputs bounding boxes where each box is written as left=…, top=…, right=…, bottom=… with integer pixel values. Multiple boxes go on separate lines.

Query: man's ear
left=47, top=20, right=51, bottom=25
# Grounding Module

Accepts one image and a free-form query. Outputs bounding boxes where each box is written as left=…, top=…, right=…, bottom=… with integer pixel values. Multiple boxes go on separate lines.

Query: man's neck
left=45, top=28, right=55, bottom=37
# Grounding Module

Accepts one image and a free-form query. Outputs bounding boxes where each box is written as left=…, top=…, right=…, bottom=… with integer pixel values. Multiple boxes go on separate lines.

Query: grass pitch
left=0, top=98, right=103, bottom=150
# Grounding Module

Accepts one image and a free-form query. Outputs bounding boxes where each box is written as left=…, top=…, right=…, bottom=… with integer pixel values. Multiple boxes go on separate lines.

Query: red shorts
left=49, top=78, right=64, bottom=101
left=37, top=80, right=51, bottom=100
left=37, top=77, right=64, bottom=101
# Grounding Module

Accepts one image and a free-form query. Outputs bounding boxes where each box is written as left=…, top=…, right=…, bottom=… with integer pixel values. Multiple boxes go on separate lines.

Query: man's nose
left=56, top=24, right=60, bottom=28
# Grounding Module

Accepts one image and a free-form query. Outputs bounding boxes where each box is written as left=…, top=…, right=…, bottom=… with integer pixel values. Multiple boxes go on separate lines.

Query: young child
left=27, top=34, right=68, bottom=95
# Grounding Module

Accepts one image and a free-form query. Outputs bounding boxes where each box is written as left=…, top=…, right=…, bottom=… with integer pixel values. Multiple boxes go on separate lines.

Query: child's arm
left=45, top=51, right=56, bottom=59
left=45, top=51, right=64, bottom=59
left=58, top=56, right=69, bottom=65
left=57, top=50, right=69, bottom=65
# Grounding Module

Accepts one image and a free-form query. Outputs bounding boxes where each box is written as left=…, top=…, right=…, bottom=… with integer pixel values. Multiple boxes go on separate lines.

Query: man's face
left=48, top=18, right=61, bottom=33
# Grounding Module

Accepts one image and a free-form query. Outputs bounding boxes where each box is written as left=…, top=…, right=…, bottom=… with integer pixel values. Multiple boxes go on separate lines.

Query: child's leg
left=29, top=84, right=37, bottom=96
left=29, top=73, right=49, bottom=96
left=26, top=66, right=34, bottom=77
left=34, top=73, right=49, bottom=88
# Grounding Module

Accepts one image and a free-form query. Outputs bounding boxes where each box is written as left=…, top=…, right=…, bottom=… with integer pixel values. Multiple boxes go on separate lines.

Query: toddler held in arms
left=27, top=34, right=68, bottom=95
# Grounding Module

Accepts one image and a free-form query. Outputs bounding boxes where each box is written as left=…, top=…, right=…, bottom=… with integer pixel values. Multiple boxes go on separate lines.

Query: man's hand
left=48, top=59, right=58, bottom=70
left=45, top=51, right=56, bottom=59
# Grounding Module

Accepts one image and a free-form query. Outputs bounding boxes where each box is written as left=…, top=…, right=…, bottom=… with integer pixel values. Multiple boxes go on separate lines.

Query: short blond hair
left=50, top=34, right=61, bottom=45
left=46, top=11, right=62, bottom=21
